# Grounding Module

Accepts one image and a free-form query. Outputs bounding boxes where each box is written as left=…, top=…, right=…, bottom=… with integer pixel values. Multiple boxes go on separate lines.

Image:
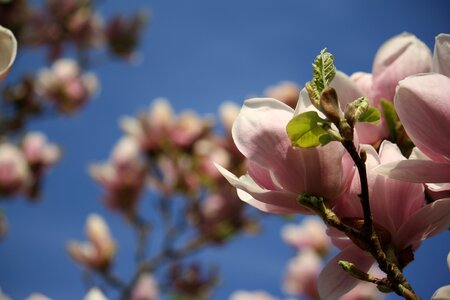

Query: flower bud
left=320, top=87, right=341, bottom=125
left=433, top=33, right=450, bottom=77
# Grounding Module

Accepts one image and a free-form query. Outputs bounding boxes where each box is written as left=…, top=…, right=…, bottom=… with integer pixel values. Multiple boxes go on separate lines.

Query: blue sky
left=1, top=0, right=449, bottom=299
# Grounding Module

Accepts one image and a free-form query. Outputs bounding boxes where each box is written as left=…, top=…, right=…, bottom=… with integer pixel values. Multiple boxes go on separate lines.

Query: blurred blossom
left=0, top=25, right=17, bottom=80
left=169, top=111, right=213, bottom=149
left=106, top=11, right=148, bottom=59
left=90, top=137, right=146, bottom=215
left=0, top=143, right=30, bottom=196
left=25, top=294, right=52, bottom=300
left=219, top=101, right=240, bottom=134
left=194, top=138, right=231, bottom=180
left=283, top=249, right=321, bottom=298
left=169, top=263, right=217, bottom=299
left=84, top=288, right=108, bottom=300
left=228, top=290, right=277, bottom=300
left=433, top=34, right=450, bottom=77
left=131, top=273, right=159, bottom=300
left=67, top=214, right=116, bottom=271
left=21, top=132, right=61, bottom=168
left=431, top=252, right=450, bottom=300
left=264, top=81, right=300, bottom=109
left=281, top=217, right=330, bottom=255
left=36, top=58, right=98, bottom=114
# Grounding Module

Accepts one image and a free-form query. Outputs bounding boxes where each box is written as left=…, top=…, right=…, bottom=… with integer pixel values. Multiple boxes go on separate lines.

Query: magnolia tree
left=1, top=2, right=450, bottom=299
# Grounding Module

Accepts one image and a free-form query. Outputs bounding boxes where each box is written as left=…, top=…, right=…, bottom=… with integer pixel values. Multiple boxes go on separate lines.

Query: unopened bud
left=344, top=97, right=369, bottom=128
left=320, top=87, right=341, bottom=125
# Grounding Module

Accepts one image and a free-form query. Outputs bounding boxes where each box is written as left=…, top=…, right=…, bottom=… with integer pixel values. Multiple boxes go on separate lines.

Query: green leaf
left=358, top=107, right=380, bottom=124
left=286, top=111, right=333, bottom=148
left=380, top=98, right=398, bottom=140
left=312, top=49, right=336, bottom=95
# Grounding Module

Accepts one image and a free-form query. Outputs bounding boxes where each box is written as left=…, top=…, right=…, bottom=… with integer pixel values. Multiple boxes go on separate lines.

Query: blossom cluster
left=218, top=32, right=450, bottom=299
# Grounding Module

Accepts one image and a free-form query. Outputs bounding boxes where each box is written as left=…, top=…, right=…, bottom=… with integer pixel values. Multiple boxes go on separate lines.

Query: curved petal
left=350, top=72, right=373, bottom=98
left=375, top=159, right=450, bottom=183
left=0, top=25, right=17, bottom=79
left=215, top=163, right=310, bottom=214
left=433, top=33, right=450, bottom=77
left=432, top=285, right=450, bottom=300
left=330, top=70, right=364, bottom=107
left=318, top=245, right=374, bottom=300
left=372, top=32, right=432, bottom=102
left=395, top=73, right=450, bottom=161
left=395, top=198, right=450, bottom=251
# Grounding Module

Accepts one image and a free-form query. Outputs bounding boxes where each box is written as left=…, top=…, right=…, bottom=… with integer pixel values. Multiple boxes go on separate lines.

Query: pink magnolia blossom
left=229, top=290, right=277, bottom=300
left=432, top=252, right=450, bottom=300
left=432, top=34, right=450, bottom=77
left=283, top=249, right=321, bottom=298
left=36, top=59, right=98, bottom=114
left=131, top=273, right=159, bottom=300
left=0, top=25, right=17, bottom=80
left=376, top=73, right=450, bottom=189
left=320, top=141, right=450, bottom=299
left=90, top=137, right=147, bottom=214
left=67, top=214, right=116, bottom=271
left=281, top=217, right=331, bottom=255
left=0, top=143, right=30, bottom=196
left=216, top=98, right=354, bottom=214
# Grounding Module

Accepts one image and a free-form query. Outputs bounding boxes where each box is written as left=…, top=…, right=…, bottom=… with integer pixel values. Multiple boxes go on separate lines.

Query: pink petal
left=350, top=72, right=373, bottom=98
left=432, top=285, right=450, bottom=300
left=330, top=70, right=364, bottom=107
left=395, top=198, right=450, bottom=251
left=318, top=245, right=374, bottom=300
left=433, top=33, right=450, bottom=77
left=375, top=159, right=450, bottom=183
left=215, top=163, right=310, bottom=214
left=395, top=73, right=450, bottom=161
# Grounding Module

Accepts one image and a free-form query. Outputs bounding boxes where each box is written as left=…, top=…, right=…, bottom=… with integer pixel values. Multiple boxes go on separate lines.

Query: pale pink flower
left=0, top=25, right=17, bottom=80
left=120, top=98, right=174, bottom=152
left=0, top=143, right=30, bottom=195
left=131, top=273, right=159, bottom=300
left=36, top=58, right=98, bottom=114
left=432, top=34, right=450, bottom=77
left=431, top=252, right=450, bottom=300
left=194, top=138, right=231, bottom=180
left=90, top=137, right=146, bottom=213
left=67, top=214, right=116, bottom=271
left=219, top=101, right=240, bottom=134
left=264, top=81, right=301, bottom=109
left=84, top=288, right=108, bottom=300
left=21, top=132, right=61, bottom=167
left=283, top=249, right=321, bottom=298
left=216, top=98, right=354, bottom=214
left=281, top=217, right=330, bottom=255
left=376, top=73, right=450, bottom=189
left=169, top=111, right=212, bottom=148
left=320, top=141, right=450, bottom=299
left=228, top=290, right=277, bottom=300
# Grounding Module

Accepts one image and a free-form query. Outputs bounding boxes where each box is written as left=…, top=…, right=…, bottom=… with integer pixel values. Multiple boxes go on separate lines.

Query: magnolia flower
left=36, top=58, right=98, bottom=114
left=281, top=217, right=331, bottom=255
left=320, top=141, right=450, bottom=299
left=84, top=288, right=108, bottom=300
left=219, top=101, right=240, bottom=134
left=90, top=137, right=146, bottom=214
left=131, top=273, right=159, bottom=300
left=67, top=214, right=116, bottom=271
left=432, top=252, right=450, bottom=300
left=0, top=25, right=17, bottom=80
left=433, top=34, right=450, bottom=77
left=229, top=290, right=277, bottom=300
left=216, top=98, right=354, bottom=214
left=376, top=34, right=450, bottom=189
left=0, top=143, right=30, bottom=196
left=169, top=110, right=212, bottom=148
left=264, top=81, right=301, bottom=109
left=21, top=132, right=61, bottom=167
left=283, top=249, right=321, bottom=298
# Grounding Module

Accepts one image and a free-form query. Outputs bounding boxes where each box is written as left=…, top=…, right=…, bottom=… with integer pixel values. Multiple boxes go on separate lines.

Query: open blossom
left=131, top=273, right=159, bottom=300
left=281, top=217, right=330, bottom=255
left=432, top=252, right=450, bottom=300
left=90, top=137, right=147, bottom=214
left=320, top=141, right=450, bottom=299
left=283, top=249, right=321, bottom=298
left=0, top=25, right=17, bottom=80
left=21, top=132, right=61, bottom=169
left=0, top=143, right=30, bottom=196
left=229, top=290, right=277, bottom=300
left=36, top=58, right=98, bottom=114
left=376, top=34, right=450, bottom=190
left=216, top=98, right=354, bottom=214
left=67, top=214, right=116, bottom=271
